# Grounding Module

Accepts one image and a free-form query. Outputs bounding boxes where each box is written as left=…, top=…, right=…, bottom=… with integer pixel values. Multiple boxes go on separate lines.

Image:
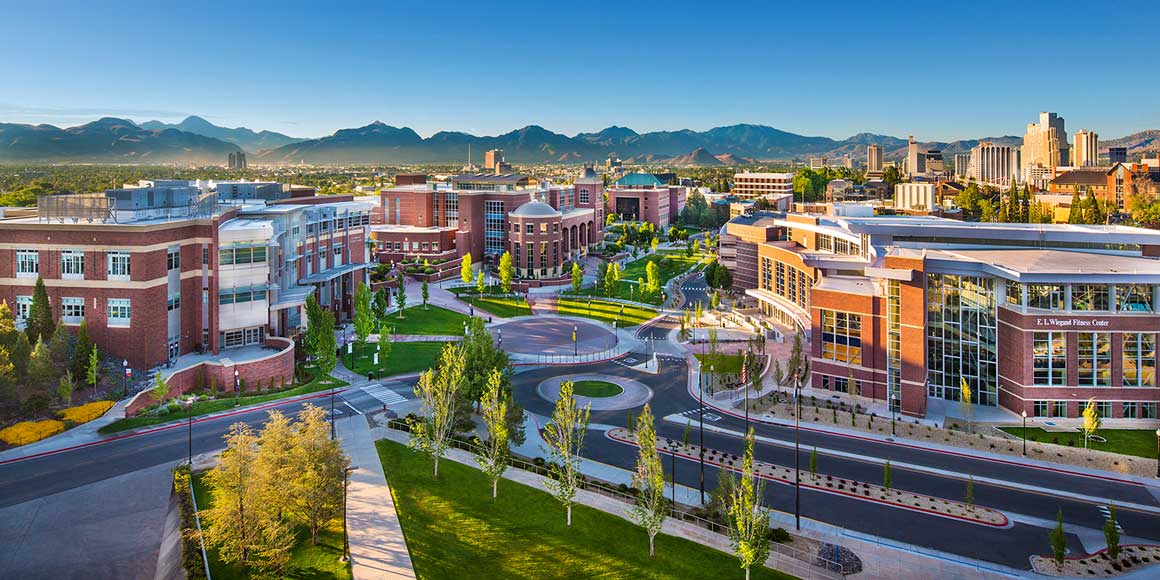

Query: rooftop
left=511, top=200, right=561, bottom=218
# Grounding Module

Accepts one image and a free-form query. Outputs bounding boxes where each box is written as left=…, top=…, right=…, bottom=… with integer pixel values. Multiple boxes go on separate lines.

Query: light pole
left=186, top=398, right=193, bottom=466
left=891, top=394, right=898, bottom=436
left=698, top=364, right=709, bottom=504
left=1155, top=429, right=1159, bottom=478
left=233, top=368, right=240, bottom=407
left=341, top=465, right=359, bottom=562
left=122, top=359, right=129, bottom=396
left=573, top=324, right=578, bottom=357
left=1021, top=410, right=1028, bottom=456
left=794, top=374, right=801, bottom=531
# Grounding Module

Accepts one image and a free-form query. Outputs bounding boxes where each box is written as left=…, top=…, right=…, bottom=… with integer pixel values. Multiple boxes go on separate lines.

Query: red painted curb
left=0, top=388, right=349, bottom=466
left=606, top=430, right=1010, bottom=528
left=684, top=374, right=1145, bottom=488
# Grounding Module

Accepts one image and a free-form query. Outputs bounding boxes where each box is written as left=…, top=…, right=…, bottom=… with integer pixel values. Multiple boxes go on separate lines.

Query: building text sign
left=1034, top=317, right=1110, bottom=328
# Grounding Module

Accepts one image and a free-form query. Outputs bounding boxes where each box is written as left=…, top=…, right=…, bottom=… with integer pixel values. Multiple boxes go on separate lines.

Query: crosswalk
left=1097, top=505, right=1125, bottom=533
left=362, top=383, right=408, bottom=406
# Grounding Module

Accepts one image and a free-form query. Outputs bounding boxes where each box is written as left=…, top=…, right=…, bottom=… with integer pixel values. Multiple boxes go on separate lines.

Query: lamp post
left=1021, top=410, right=1028, bottom=456
left=794, top=374, right=801, bottom=531
left=122, top=359, right=129, bottom=396
left=698, top=364, right=710, bottom=504
left=185, top=398, right=194, bottom=466
left=1155, top=429, right=1159, bottom=478
left=891, top=394, right=898, bottom=436
left=233, top=368, right=240, bottom=407
left=341, top=465, right=359, bottom=562
left=573, top=324, right=578, bottom=357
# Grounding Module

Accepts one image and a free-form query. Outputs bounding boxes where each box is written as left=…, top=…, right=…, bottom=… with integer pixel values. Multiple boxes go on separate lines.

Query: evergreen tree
left=1104, top=504, right=1120, bottom=559
left=25, top=276, right=55, bottom=345
left=71, top=319, right=93, bottom=379
left=1019, top=185, right=1032, bottom=223
left=48, top=321, right=71, bottom=365
left=997, top=196, right=1011, bottom=222
left=10, top=332, right=31, bottom=379
left=57, top=370, right=75, bottom=405
left=421, top=279, right=430, bottom=310
left=1068, top=187, right=1083, bottom=224
left=1084, top=189, right=1105, bottom=225
left=1049, top=509, right=1067, bottom=568
left=28, top=339, right=54, bottom=385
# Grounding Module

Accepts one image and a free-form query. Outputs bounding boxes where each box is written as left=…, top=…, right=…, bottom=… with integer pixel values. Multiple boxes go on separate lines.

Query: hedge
left=0, top=419, right=66, bottom=446
left=173, top=465, right=209, bottom=580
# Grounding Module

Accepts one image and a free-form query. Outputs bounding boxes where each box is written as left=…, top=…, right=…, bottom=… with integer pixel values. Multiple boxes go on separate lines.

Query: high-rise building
left=924, top=150, right=944, bottom=174
left=843, top=154, right=853, bottom=169
left=227, top=150, right=247, bottom=170
left=1074, top=129, right=1099, bottom=167
left=1022, top=112, right=1070, bottom=176
left=906, top=136, right=925, bottom=177
left=1109, top=147, right=1128, bottom=165
left=953, top=153, right=971, bottom=178
left=809, top=157, right=827, bottom=170
left=967, top=141, right=1018, bottom=187
left=866, top=144, right=883, bottom=173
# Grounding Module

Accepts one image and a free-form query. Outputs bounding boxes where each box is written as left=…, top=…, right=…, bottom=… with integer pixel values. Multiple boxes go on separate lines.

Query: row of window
left=219, top=285, right=268, bottom=305
left=820, top=310, right=863, bottom=365
left=383, top=240, right=440, bottom=253
left=13, top=296, right=132, bottom=326
left=1009, top=283, right=1153, bottom=313
left=305, top=214, right=370, bottom=234
left=16, top=249, right=131, bottom=280
left=815, top=234, right=862, bottom=256
left=512, top=222, right=561, bottom=234
left=1033, top=332, right=1156, bottom=387
left=1031, top=400, right=1157, bottom=419
left=218, top=243, right=268, bottom=266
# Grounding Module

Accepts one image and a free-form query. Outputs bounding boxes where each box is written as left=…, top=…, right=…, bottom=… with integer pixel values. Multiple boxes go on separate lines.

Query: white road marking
left=362, top=383, right=407, bottom=406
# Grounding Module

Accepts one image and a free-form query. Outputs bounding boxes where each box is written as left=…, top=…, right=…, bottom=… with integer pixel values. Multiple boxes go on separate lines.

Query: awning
left=299, top=262, right=367, bottom=284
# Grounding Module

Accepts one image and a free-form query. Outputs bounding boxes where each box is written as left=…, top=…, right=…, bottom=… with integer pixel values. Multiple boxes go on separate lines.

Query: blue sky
left=1, top=0, right=1155, bottom=141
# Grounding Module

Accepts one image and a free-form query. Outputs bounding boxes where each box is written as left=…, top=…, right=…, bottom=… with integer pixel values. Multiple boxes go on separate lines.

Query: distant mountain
left=1101, top=130, right=1160, bottom=157
left=0, top=117, right=239, bottom=163
left=714, top=153, right=759, bottom=166
left=667, top=148, right=724, bottom=166
left=139, top=115, right=303, bottom=152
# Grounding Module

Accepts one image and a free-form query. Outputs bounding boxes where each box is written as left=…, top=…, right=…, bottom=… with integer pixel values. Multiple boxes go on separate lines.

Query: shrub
left=20, top=392, right=53, bottom=417
left=424, top=267, right=435, bottom=274
left=167, top=402, right=183, bottom=413
left=0, top=419, right=66, bottom=445
left=154, top=405, right=171, bottom=417
left=58, top=400, right=115, bottom=424
left=768, top=527, right=792, bottom=543
left=172, top=466, right=208, bottom=580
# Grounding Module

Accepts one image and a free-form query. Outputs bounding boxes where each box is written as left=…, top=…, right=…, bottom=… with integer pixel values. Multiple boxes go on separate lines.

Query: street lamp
left=794, top=373, right=801, bottom=531
left=699, top=364, right=710, bottom=504
left=1021, top=410, right=1028, bottom=456
left=233, top=368, right=240, bottom=407
left=122, top=359, right=129, bottom=396
left=891, top=394, right=898, bottom=436
left=573, top=324, right=578, bottom=357
left=1155, top=429, right=1159, bottom=478
left=185, top=398, right=194, bottom=466
left=341, top=465, right=359, bottom=562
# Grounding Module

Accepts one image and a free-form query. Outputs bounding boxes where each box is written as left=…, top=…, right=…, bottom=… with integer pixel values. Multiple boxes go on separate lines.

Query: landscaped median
left=459, top=294, right=532, bottom=318
left=606, top=428, right=1008, bottom=528
left=555, top=297, right=659, bottom=327
left=340, top=341, right=445, bottom=378
left=1032, top=544, right=1160, bottom=577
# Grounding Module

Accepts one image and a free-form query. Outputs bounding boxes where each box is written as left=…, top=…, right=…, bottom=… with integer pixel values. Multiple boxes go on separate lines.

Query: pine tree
left=10, top=332, right=31, bottom=379
left=1084, top=189, right=1105, bottom=225
left=57, top=370, right=75, bottom=405
left=421, top=279, right=430, bottom=310
left=71, top=319, right=93, bottom=379
left=629, top=404, right=667, bottom=558
left=25, top=276, right=55, bottom=345
left=543, top=380, right=591, bottom=526
left=1068, top=187, right=1083, bottom=224
left=1049, top=509, right=1067, bottom=568
left=48, top=322, right=70, bottom=365
left=28, top=339, right=54, bottom=385
left=1019, top=185, right=1032, bottom=223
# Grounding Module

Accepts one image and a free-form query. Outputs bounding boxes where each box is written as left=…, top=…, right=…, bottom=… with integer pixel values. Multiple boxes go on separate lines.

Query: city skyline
left=2, top=0, right=1157, bottom=141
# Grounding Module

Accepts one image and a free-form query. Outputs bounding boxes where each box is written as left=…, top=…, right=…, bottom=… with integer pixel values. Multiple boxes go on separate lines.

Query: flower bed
left=58, top=400, right=115, bottom=424
left=607, top=428, right=1007, bottom=527
left=0, top=419, right=66, bottom=446
left=1031, top=544, right=1160, bottom=577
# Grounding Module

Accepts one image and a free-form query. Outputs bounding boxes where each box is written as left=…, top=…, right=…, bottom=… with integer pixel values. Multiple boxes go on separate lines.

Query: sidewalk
left=0, top=398, right=130, bottom=462
left=337, top=415, right=416, bottom=580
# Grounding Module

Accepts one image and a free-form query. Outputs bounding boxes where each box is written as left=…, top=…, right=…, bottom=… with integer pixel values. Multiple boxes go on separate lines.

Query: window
left=1033, top=332, right=1066, bottom=385
left=540, top=223, right=547, bottom=234
left=817, top=234, right=832, bottom=252
left=1053, top=400, right=1067, bottom=418
left=1077, top=333, right=1111, bottom=386
left=1006, top=282, right=1023, bottom=306
left=107, top=298, right=131, bottom=326
left=61, top=297, right=84, bottom=324
left=167, top=294, right=181, bottom=311
left=107, top=251, right=131, bottom=280
left=15, top=296, right=32, bottom=320
left=218, top=243, right=267, bottom=266
left=1095, top=401, right=1112, bottom=418
left=1123, top=401, right=1138, bottom=419
left=1117, top=284, right=1153, bottom=312
left=820, top=310, right=862, bottom=365
left=1033, top=400, right=1049, bottom=417
left=553, top=222, right=560, bottom=233
left=1122, top=333, right=1156, bottom=387
left=61, top=250, right=84, bottom=280
left=579, top=189, right=589, bottom=204
left=16, top=250, right=38, bottom=277
left=202, top=246, right=210, bottom=266
left=1143, top=402, right=1158, bottom=419
left=167, top=246, right=180, bottom=270
left=218, top=285, right=266, bottom=305
left=1027, top=284, right=1064, bottom=310
left=1072, top=285, right=1108, bottom=311
left=526, top=223, right=534, bottom=234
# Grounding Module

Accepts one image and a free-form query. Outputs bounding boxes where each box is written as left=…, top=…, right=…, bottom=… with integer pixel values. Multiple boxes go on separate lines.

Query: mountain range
left=0, top=115, right=1155, bottom=166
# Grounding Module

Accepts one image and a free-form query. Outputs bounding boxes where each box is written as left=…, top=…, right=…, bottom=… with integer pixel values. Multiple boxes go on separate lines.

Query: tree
left=727, top=428, right=771, bottom=580
left=649, top=237, right=659, bottom=253
left=10, top=332, right=31, bottom=381
left=253, top=410, right=298, bottom=523
left=959, top=377, right=973, bottom=434
left=352, top=282, right=374, bottom=355
left=965, top=476, right=975, bottom=509
left=314, top=308, right=338, bottom=380
left=629, top=404, right=666, bottom=558
left=1082, top=397, right=1101, bottom=449
left=808, top=447, right=818, bottom=478
left=1084, top=189, right=1106, bottom=225
left=542, top=380, right=591, bottom=526
left=409, top=343, right=465, bottom=479
left=604, top=262, right=620, bottom=297
left=289, top=404, right=347, bottom=545
left=28, top=339, right=54, bottom=385
left=571, top=261, right=583, bottom=293
left=498, top=251, right=514, bottom=294
left=421, top=279, right=430, bottom=310
left=476, top=271, right=486, bottom=298
left=1104, top=504, right=1120, bottom=559
left=48, top=322, right=70, bottom=365
left=0, top=346, right=16, bottom=405
left=645, top=260, right=661, bottom=298
left=395, top=272, right=408, bottom=317
left=57, top=370, right=74, bottom=405
left=457, top=318, right=522, bottom=446
left=710, top=291, right=721, bottom=310
left=149, top=370, right=169, bottom=404
left=694, top=301, right=703, bottom=326
left=461, top=252, right=473, bottom=284
left=203, top=423, right=262, bottom=566
left=373, top=287, right=390, bottom=322
left=475, top=368, right=509, bottom=499
left=303, top=294, right=324, bottom=363
left=25, top=276, right=55, bottom=345
left=1049, top=509, right=1067, bottom=568
left=1068, top=187, right=1083, bottom=224
left=71, top=319, right=93, bottom=379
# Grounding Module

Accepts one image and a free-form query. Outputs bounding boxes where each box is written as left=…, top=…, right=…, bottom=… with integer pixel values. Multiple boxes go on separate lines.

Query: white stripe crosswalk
left=362, top=383, right=407, bottom=406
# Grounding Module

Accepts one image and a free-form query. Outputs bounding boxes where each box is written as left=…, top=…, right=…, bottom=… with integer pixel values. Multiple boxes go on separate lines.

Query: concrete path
left=337, top=415, right=416, bottom=580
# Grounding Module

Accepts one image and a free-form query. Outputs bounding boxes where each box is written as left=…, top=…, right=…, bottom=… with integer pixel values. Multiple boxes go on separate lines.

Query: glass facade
left=1033, top=332, right=1067, bottom=386
left=484, top=200, right=505, bottom=255
left=443, top=192, right=459, bottom=228
left=926, top=274, right=997, bottom=405
left=1077, top=332, right=1112, bottom=386
left=820, top=310, right=862, bottom=365
left=887, top=280, right=901, bottom=411
left=1122, top=333, right=1157, bottom=387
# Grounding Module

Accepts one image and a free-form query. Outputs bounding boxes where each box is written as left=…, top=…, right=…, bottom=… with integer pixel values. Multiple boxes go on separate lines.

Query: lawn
left=568, top=252, right=706, bottom=305
left=556, top=298, right=658, bottom=328
left=460, top=295, right=531, bottom=318
left=383, top=305, right=472, bottom=336
left=998, top=427, right=1159, bottom=459
left=571, top=380, right=623, bottom=398
left=695, top=353, right=744, bottom=373
left=99, top=371, right=348, bottom=434
left=191, top=473, right=351, bottom=580
left=341, top=341, right=446, bottom=377
left=375, top=439, right=795, bottom=580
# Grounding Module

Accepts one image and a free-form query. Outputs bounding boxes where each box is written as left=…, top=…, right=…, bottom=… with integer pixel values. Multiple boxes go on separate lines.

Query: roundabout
left=490, top=317, right=617, bottom=356
left=535, top=373, right=652, bottom=411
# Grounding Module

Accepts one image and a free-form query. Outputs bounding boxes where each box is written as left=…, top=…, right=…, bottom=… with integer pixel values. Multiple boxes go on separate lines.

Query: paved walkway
left=337, top=415, right=416, bottom=580
left=0, top=398, right=129, bottom=462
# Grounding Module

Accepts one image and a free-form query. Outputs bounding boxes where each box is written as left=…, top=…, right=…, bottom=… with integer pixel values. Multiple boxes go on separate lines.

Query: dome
left=511, top=200, right=561, bottom=218
left=579, top=165, right=597, bottom=179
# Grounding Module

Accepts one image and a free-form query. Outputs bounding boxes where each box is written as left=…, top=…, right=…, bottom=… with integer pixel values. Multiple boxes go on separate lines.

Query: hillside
left=1101, top=130, right=1160, bottom=156
left=139, top=115, right=303, bottom=152
left=667, top=148, right=724, bottom=166
left=0, top=118, right=239, bottom=164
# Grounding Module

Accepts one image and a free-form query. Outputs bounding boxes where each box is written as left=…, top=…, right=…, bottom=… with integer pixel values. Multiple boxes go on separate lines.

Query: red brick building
left=606, top=172, right=687, bottom=229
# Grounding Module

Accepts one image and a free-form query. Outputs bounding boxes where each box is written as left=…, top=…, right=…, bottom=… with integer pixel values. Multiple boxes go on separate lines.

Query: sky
left=1, top=0, right=1156, bottom=142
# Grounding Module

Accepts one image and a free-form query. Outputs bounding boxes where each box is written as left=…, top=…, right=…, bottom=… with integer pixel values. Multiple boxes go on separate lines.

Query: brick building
left=725, top=212, right=1160, bottom=421
left=0, top=181, right=371, bottom=370
left=1047, top=160, right=1160, bottom=213
left=606, top=172, right=687, bottom=228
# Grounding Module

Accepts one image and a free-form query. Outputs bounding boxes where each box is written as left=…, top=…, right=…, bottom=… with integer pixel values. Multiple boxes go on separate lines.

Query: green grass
left=375, top=439, right=795, bottom=580
left=695, top=353, right=744, bottom=374
left=98, top=371, right=348, bottom=434
left=998, top=427, right=1159, bottom=459
left=571, top=380, right=624, bottom=398
left=461, top=295, right=532, bottom=318
left=191, top=473, right=351, bottom=580
left=556, top=298, right=658, bottom=328
left=567, top=252, right=706, bottom=305
left=341, top=341, right=446, bottom=377
left=383, top=305, right=472, bottom=335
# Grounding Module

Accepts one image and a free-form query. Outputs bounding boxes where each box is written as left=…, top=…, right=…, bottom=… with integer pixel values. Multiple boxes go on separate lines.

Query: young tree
left=57, top=370, right=75, bottom=405
left=959, top=377, right=973, bottom=434
left=475, top=368, right=509, bottom=499
left=303, top=293, right=324, bottom=362
left=694, top=301, right=703, bottom=327
left=314, top=309, right=338, bottom=381
left=48, top=321, right=70, bottom=365
left=571, top=261, right=583, bottom=293
left=203, top=423, right=262, bottom=566
left=421, top=279, right=430, bottom=310
left=289, top=404, right=348, bottom=545
left=352, top=282, right=374, bottom=354
left=10, top=332, right=31, bottom=381
left=373, top=287, right=390, bottom=322
left=0, top=346, right=15, bottom=405
left=542, top=380, right=591, bottom=526
left=594, top=262, right=608, bottom=294
left=629, top=404, right=666, bottom=557
left=965, top=476, right=975, bottom=509
left=646, top=260, right=661, bottom=298
left=808, top=447, right=818, bottom=479
left=395, top=272, right=408, bottom=317
left=460, top=252, right=473, bottom=285
left=498, top=251, right=514, bottom=294
left=28, top=339, right=54, bottom=385
left=71, top=319, right=93, bottom=379
left=1082, top=397, right=1101, bottom=449
left=883, top=460, right=893, bottom=491
left=710, top=290, right=721, bottom=310
left=149, top=370, right=169, bottom=404
left=25, top=276, right=55, bottom=345
left=727, top=428, right=771, bottom=580
left=1049, top=508, right=1067, bottom=568
left=409, top=343, right=465, bottom=479
left=1067, top=186, right=1084, bottom=224
left=476, top=270, right=486, bottom=299
left=1104, top=504, right=1120, bottom=559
